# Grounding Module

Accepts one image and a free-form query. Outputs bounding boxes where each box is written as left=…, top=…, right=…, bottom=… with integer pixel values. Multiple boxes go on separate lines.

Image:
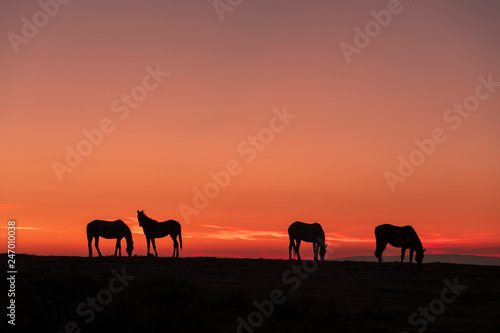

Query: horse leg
left=400, top=247, right=406, bottom=268
left=146, top=237, right=151, bottom=256
left=296, top=239, right=302, bottom=261
left=288, top=237, right=294, bottom=261
left=88, top=236, right=93, bottom=257
left=409, top=249, right=414, bottom=269
left=171, top=234, right=179, bottom=258
left=95, top=236, right=102, bottom=257
left=375, top=241, right=386, bottom=268
left=313, top=242, right=318, bottom=261
left=115, top=238, right=121, bottom=257
left=173, top=240, right=178, bottom=258
left=151, top=238, right=158, bottom=257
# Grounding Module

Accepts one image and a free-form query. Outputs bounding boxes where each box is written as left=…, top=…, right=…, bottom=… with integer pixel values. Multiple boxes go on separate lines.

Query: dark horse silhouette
left=87, top=220, right=134, bottom=257
left=374, top=224, right=425, bottom=269
left=137, top=210, right=182, bottom=257
left=288, top=221, right=327, bottom=261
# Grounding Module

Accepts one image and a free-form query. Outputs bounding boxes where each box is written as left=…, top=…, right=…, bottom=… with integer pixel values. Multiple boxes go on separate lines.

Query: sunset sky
left=1, top=0, right=499, bottom=260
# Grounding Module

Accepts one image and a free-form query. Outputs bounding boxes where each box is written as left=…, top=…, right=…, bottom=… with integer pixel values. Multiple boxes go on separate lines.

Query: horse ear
left=423, top=248, right=426, bottom=252
left=325, top=244, right=328, bottom=248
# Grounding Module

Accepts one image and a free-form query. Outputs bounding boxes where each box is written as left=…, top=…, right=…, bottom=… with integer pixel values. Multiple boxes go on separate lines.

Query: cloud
left=426, top=242, right=500, bottom=257
left=0, top=226, right=67, bottom=238
left=199, top=224, right=227, bottom=229
left=1, top=226, right=40, bottom=230
left=119, top=222, right=500, bottom=258
left=423, top=232, right=496, bottom=245
left=187, top=224, right=288, bottom=241
left=130, top=226, right=143, bottom=235
left=462, top=232, right=494, bottom=237
left=186, top=225, right=374, bottom=244
left=325, top=232, right=373, bottom=243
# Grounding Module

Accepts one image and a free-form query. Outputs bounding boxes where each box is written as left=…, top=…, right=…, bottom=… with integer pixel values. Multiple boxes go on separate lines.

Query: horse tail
left=179, top=225, right=183, bottom=249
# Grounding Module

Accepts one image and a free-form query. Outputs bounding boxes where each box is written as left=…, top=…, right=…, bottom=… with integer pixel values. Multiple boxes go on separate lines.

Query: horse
left=137, top=210, right=182, bottom=258
left=288, top=221, right=327, bottom=261
left=374, top=224, right=426, bottom=269
left=87, top=220, right=134, bottom=257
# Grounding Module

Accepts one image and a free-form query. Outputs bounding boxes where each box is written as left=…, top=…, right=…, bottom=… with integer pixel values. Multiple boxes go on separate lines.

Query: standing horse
left=137, top=210, right=182, bottom=258
left=288, top=221, right=327, bottom=261
left=374, top=224, right=426, bottom=269
left=87, top=220, right=134, bottom=257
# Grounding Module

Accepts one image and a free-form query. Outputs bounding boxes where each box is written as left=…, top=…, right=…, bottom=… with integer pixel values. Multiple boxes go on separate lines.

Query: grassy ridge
left=4, top=255, right=500, bottom=333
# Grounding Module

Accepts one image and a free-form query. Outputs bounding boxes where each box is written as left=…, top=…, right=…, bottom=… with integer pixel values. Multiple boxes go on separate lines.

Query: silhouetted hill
left=336, top=254, right=500, bottom=266
left=3, top=255, right=499, bottom=332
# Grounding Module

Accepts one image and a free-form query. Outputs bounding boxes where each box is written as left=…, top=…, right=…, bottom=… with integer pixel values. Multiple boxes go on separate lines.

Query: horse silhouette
left=288, top=221, right=327, bottom=261
left=137, top=210, right=182, bottom=257
left=87, top=220, right=134, bottom=257
left=374, top=224, right=425, bottom=269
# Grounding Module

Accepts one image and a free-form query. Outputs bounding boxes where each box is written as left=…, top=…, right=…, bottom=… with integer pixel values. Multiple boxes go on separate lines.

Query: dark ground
left=3, top=254, right=500, bottom=333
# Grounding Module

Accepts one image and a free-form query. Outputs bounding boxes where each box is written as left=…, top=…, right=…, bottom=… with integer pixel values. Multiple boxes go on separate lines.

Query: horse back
left=87, top=220, right=127, bottom=239
left=146, top=219, right=181, bottom=238
left=288, top=221, right=325, bottom=243
left=375, top=224, right=421, bottom=248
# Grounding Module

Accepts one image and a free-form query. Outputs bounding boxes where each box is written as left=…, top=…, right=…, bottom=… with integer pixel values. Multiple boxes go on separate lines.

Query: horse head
left=137, top=210, right=145, bottom=227
left=416, top=248, right=426, bottom=269
left=126, top=241, right=134, bottom=257
left=319, top=244, right=327, bottom=261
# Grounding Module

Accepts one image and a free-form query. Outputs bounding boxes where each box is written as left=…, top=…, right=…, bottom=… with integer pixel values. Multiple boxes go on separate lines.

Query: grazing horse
left=374, top=224, right=426, bottom=269
left=137, top=210, right=182, bottom=258
left=87, top=220, right=134, bottom=257
left=288, top=221, right=327, bottom=261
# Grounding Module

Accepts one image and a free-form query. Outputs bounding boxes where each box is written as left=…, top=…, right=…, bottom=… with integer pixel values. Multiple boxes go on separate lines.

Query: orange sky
left=1, top=1, right=499, bottom=260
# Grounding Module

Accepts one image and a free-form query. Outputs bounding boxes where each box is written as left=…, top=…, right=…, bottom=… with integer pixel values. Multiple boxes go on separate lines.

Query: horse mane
left=116, top=220, right=133, bottom=247
left=408, top=226, right=423, bottom=251
left=124, top=224, right=133, bottom=243
left=139, top=211, right=157, bottom=224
